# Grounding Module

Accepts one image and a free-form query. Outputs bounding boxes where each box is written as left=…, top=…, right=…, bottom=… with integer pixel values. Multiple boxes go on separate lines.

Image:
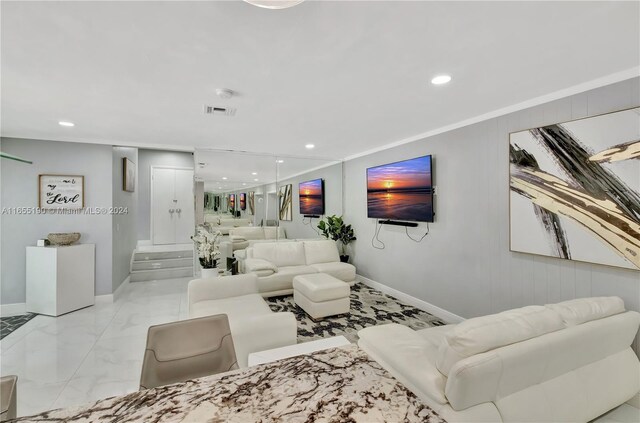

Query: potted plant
left=317, top=215, right=356, bottom=263
left=191, top=226, right=222, bottom=278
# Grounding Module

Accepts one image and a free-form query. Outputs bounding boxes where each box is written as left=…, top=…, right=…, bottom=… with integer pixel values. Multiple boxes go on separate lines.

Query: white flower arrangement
left=191, top=226, right=222, bottom=269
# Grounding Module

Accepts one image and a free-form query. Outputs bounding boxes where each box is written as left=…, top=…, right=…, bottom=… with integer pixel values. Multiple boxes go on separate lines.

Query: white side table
left=26, top=244, right=95, bottom=316
left=247, top=335, right=351, bottom=366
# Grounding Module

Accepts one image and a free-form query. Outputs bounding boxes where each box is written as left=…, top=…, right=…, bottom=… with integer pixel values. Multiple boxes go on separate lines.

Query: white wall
left=0, top=138, right=114, bottom=303
left=137, top=149, right=194, bottom=241
left=277, top=162, right=343, bottom=239
left=344, top=78, right=640, bottom=338
left=112, top=147, right=138, bottom=292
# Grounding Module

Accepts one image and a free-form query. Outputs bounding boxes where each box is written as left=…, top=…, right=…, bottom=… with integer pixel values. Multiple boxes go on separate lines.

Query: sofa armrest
left=188, top=274, right=259, bottom=307
left=244, top=258, right=278, bottom=277
left=232, top=240, right=250, bottom=251
left=231, top=312, right=298, bottom=367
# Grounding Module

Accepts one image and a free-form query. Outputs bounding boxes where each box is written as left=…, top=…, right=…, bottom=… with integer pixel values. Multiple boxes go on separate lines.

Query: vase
left=201, top=268, right=219, bottom=278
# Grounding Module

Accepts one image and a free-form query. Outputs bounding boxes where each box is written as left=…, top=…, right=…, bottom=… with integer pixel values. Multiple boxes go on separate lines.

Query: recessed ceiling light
left=431, top=74, right=452, bottom=85
left=254, top=178, right=259, bottom=182
left=276, top=159, right=284, bottom=164
left=251, top=172, right=257, bottom=175
left=222, top=177, right=228, bottom=180
left=244, top=0, right=305, bottom=9
left=242, top=183, right=246, bottom=186
left=58, top=121, right=75, bottom=127
left=305, top=144, right=315, bottom=149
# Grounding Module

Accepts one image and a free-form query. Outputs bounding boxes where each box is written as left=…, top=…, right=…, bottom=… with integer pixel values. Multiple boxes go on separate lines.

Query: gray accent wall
left=112, top=147, right=138, bottom=292
left=137, top=149, right=194, bottom=241
left=0, top=138, right=114, bottom=303
left=344, top=78, right=640, bottom=335
left=277, top=162, right=344, bottom=240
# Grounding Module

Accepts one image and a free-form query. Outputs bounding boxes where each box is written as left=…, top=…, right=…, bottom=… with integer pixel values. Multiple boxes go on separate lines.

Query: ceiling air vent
left=204, top=105, right=236, bottom=117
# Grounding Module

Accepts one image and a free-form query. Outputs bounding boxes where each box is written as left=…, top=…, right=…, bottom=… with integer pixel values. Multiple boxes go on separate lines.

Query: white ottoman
left=293, top=273, right=350, bottom=319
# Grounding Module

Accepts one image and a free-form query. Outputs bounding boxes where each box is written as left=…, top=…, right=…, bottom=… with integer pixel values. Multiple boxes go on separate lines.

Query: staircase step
left=133, top=250, right=193, bottom=262
left=130, top=267, right=193, bottom=282
left=132, top=257, right=193, bottom=271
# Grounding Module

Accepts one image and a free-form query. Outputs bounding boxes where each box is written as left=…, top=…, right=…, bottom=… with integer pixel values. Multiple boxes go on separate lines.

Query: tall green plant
left=317, top=215, right=356, bottom=255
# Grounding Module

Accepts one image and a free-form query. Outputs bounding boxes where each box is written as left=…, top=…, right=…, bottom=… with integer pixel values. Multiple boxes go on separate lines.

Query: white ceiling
left=194, top=149, right=338, bottom=192
left=1, top=1, right=638, bottom=160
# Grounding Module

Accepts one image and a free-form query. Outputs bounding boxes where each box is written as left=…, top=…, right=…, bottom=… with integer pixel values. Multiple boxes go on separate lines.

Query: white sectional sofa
left=188, top=274, right=297, bottom=368
left=243, top=240, right=356, bottom=297
left=219, top=226, right=286, bottom=265
left=358, top=296, right=640, bottom=422
left=204, top=216, right=253, bottom=235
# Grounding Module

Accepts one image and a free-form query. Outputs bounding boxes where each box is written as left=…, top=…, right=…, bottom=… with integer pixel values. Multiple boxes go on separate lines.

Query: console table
left=26, top=244, right=95, bottom=316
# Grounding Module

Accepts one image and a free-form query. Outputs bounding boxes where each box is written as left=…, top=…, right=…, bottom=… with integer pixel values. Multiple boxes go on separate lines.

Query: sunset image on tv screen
left=367, top=155, right=433, bottom=221
left=240, top=193, right=246, bottom=210
left=299, top=179, right=324, bottom=215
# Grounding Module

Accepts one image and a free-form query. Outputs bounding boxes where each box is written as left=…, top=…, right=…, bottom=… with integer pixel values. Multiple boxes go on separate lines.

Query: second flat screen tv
left=239, top=193, right=246, bottom=210
left=367, top=155, right=434, bottom=222
left=299, top=178, right=325, bottom=216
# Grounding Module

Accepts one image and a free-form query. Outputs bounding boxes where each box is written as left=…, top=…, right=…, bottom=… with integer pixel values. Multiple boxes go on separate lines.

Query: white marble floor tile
left=15, top=379, right=68, bottom=417
left=53, top=376, right=140, bottom=410
left=1, top=277, right=191, bottom=417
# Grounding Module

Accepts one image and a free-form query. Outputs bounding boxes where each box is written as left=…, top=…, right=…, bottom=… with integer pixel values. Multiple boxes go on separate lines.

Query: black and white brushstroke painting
left=510, top=107, right=640, bottom=270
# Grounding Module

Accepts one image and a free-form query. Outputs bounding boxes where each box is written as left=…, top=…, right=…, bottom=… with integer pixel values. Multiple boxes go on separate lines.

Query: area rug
left=266, top=282, right=446, bottom=343
left=0, top=313, right=36, bottom=340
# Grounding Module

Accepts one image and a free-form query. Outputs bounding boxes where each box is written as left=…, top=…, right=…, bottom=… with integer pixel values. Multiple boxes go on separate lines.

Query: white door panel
left=175, top=169, right=195, bottom=244
left=152, top=168, right=176, bottom=245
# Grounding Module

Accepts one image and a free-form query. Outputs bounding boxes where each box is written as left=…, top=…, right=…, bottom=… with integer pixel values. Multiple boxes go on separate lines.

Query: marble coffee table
left=14, top=345, right=446, bottom=423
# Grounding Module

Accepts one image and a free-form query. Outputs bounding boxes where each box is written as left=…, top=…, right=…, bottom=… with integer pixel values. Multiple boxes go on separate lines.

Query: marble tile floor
left=0, top=277, right=192, bottom=418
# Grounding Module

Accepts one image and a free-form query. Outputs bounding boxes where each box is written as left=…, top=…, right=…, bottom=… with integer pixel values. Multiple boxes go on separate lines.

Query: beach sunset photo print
left=299, top=179, right=324, bottom=215
left=367, top=155, right=433, bottom=222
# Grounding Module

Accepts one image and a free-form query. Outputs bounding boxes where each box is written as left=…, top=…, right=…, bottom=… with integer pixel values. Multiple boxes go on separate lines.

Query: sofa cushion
left=304, top=240, right=340, bottom=265
left=252, top=242, right=306, bottom=267
left=436, top=305, right=564, bottom=376
left=189, top=294, right=272, bottom=319
left=546, top=296, right=625, bottom=326
left=230, top=227, right=265, bottom=241
left=358, top=324, right=448, bottom=406
left=263, top=226, right=285, bottom=240
left=256, top=265, right=318, bottom=293
left=309, top=262, right=356, bottom=282
left=417, top=325, right=456, bottom=360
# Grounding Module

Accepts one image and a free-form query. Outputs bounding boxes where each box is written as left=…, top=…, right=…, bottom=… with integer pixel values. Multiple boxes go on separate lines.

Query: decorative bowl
left=47, top=232, right=81, bottom=246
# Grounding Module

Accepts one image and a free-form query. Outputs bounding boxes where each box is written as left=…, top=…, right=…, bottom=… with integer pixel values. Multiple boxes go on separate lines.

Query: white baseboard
left=113, top=276, right=130, bottom=302
left=95, top=294, right=114, bottom=304
left=0, top=303, right=26, bottom=317
left=356, top=274, right=464, bottom=324
left=137, top=239, right=152, bottom=247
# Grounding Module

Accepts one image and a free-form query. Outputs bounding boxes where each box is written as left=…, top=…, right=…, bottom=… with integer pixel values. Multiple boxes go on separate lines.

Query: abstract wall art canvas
left=123, top=158, right=135, bottom=192
left=509, top=107, right=640, bottom=270
left=279, top=184, right=293, bottom=221
left=248, top=191, right=255, bottom=215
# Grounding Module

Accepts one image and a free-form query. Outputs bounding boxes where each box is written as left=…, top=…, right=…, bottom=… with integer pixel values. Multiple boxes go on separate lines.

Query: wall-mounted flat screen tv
left=229, top=194, right=235, bottom=211
left=299, top=178, right=325, bottom=216
left=239, top=193, right=246, bottom=210
left=367, top=155, right=433, bottom=222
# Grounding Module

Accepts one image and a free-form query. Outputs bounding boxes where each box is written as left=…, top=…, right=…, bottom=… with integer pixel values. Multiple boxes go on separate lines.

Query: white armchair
left=188, top=274, right=298, bottom=368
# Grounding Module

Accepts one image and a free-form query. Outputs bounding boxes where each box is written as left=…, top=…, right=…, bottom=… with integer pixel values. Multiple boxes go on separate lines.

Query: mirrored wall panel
left=194, top=149, right=342, bottom=241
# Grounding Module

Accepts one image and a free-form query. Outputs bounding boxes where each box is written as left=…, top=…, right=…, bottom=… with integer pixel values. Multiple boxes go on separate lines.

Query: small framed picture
left=123, top=158, right=135, bottom=192
left=39, top=174, right=85, bottom=209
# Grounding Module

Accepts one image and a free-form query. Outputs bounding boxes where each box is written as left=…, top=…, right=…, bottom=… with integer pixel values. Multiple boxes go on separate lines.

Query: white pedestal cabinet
left=26, top=244, right=95, bottom=316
